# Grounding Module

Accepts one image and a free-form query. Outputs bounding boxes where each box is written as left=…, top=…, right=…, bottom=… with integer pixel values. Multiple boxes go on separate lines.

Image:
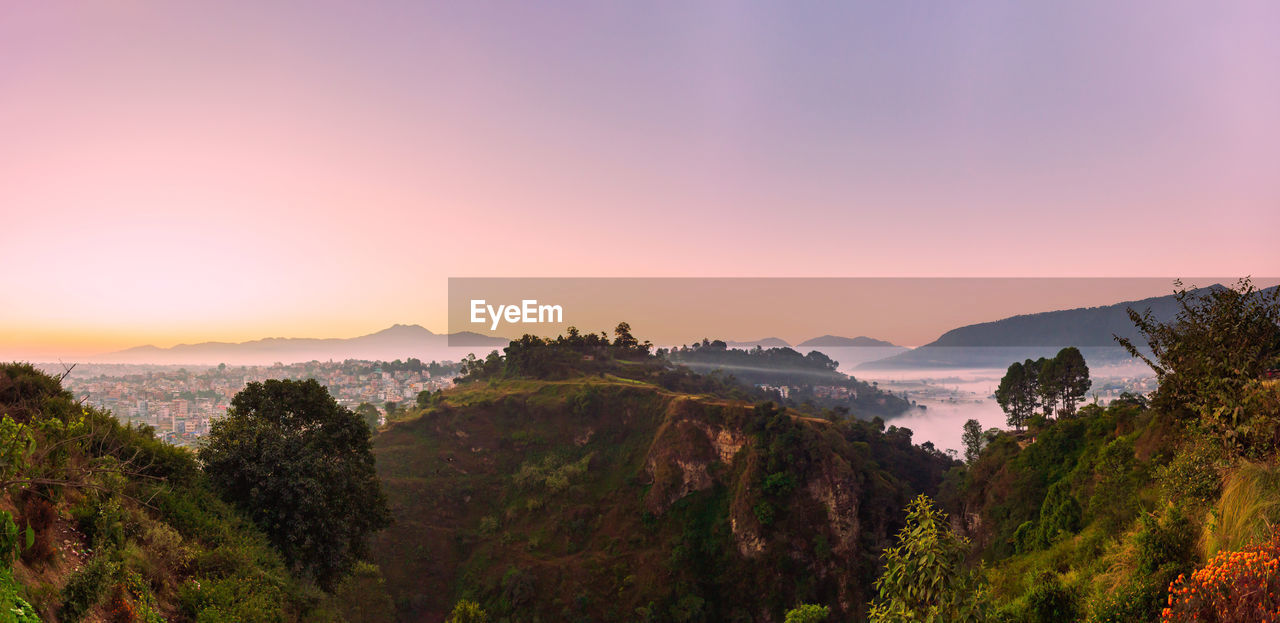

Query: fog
left=810, top=348, right=1158, bottom=454
left=860, top=367, right=1008, bottom=454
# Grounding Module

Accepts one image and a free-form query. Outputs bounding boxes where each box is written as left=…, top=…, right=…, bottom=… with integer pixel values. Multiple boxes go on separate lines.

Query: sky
left=2, top=2, right=1279, bottom=359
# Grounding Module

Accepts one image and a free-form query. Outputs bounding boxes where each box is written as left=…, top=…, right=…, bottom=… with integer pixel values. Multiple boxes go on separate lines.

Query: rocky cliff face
left=372, top=379, right=952, bottom=623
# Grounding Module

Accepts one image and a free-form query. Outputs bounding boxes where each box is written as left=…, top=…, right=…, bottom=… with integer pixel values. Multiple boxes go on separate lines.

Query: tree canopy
left=1115, top=278, right=1280, bottom=454
left=995, top=348, right=1091, bottom=429
left=199, top=379, right=392, bottom=589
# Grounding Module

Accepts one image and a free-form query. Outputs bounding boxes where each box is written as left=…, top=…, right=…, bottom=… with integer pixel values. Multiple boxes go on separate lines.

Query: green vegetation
left=4, top=278, right=1276, bottom=621
left=199, top=379, right=392, bottom=589
left=369, top=329, right=957, bottom=621
left=0, top=362, right=371, bottom=621
left=785, top=603, right=831, bottom=623
left=1202, top=462, right=1280, bottom=558
left=1117, top=278, right=1280, bottom=456
left=868, top=495, right=987, bottom=622
left=665, top=340, right=914, bottom=418
left=994, top=346, right=1092, bottom=429
left=938, top=278, right=1280, bottom=622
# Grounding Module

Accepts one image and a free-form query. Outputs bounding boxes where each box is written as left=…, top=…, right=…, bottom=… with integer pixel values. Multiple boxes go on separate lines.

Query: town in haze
left=53, top=359, right=461, bottom=445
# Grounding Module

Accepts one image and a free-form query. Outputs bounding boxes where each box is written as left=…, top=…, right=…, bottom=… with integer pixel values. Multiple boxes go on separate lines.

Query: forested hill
left=663, top=340, right=914, bottom=417
left=859, top=284, right=1278, bottom=369
left=371, top=366, right=955, bottom=622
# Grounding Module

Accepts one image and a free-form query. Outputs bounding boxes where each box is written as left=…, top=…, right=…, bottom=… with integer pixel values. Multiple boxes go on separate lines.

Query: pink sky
left=2, top=3, right=1278, bottom=360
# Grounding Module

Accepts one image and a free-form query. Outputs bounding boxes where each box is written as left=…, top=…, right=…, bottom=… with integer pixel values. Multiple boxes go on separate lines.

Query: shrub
left=1087, top=570, right=1174, bottom=623
left=62, top=555, right=119, bottom=622
left=1155, top=435, right=1225, bottom=506
left=1135, top=506, right=1197, bottom=575
left=1162, top=531, right=1280, bottom=622
left=446, top=599, right=490, bottom=623
left=1025, top=572, right=1078, bottom=623
left=1038, top=481, right=1082, bottom=545
left=784, top=603, right=830, bottom=623
left=868, top=495, right=988, bottom=622
left=17, top=494, right=57, bottom=564
left=0, top=568, right=40, bottom=623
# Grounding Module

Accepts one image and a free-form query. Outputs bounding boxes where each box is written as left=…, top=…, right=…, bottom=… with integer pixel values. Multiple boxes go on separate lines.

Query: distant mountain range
left=90, top=324, right=508, bottom=366
left=858, top=284, right=1273, bottom=370
left=797, top=335, right=897, bottom=348
left=723, top=337, right=792, bottom=349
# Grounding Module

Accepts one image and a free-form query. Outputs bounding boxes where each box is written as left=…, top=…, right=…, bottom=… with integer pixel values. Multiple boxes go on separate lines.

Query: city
left=49, top=359, right=461, bottom=446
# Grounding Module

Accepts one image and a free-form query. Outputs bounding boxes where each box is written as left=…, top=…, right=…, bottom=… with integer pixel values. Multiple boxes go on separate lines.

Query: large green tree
left=1034, top=356, right=1061, bottom=418
left=200, top=379, right=392, bottom=589
left=1052, top=347, right=1091, bottom=416
left=1116, top=278, right=1280, bottom=446
left=961, top=419, right=985, bottom=464
left=995, top=362, right=1033, bottom=430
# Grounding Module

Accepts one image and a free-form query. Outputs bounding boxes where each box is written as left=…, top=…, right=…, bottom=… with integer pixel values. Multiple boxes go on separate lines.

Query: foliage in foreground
left=869, top=495, right=987, bottom=622
left=0, top=362, right=335, bottom=621
left=200, top=378, right=392, bottom=589
left=1116, top=277, right=1280, bottom=456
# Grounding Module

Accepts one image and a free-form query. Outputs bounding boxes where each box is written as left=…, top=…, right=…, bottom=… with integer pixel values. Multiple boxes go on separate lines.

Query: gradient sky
left=3, top=2, right=1278, bottom=359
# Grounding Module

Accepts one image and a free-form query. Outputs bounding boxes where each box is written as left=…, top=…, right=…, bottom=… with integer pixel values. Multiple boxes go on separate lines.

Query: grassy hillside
left=945, top=280, right=1280, bottom=622
left=0, top=362, right=388, bottom=622
left=372, top=374, right=955, bottom=622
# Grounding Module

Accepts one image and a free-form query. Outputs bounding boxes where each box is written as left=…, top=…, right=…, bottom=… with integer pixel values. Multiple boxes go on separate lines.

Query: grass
left=1203, top=462, right=1280, bottom=558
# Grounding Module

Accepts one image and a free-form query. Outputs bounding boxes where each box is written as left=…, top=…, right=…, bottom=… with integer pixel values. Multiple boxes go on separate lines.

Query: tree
left=995, top=362, right=1033, bottom=430
left=996, top=349, right=1092, bottom=426
left=416, top=389, right=433, bottom=409
left=199, top=379, right=392, bottom=589
left=1035, top=356, right=1061, bottom=419
left=961, top=419, right=985, bottom=464
left=784, top=603, right=830, bottom=623
left=1021, top=358, right=1043, bottom=417
left=1053, top=347, right=1090, bottom=417
left=869, top=495, right=988, bottom=622
left=613, top=321, right=639, bottom=351
left=383, top=401, right=398, bottom=418
left=445, top=600, right=490, bottom=623
left=355, top=402, right=382, bottom=431
left=1115, top=278, right=1280, bottom=452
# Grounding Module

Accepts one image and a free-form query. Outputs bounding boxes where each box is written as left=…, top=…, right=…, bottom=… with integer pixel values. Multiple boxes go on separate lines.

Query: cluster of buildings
left=812, top=385, right=858, bottom=400
left=61, top=360, right=458, bottom=447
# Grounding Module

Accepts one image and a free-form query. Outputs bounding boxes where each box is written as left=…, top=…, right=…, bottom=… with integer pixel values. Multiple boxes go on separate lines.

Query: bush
left=1135, top=506, right=1197, bottom=575
left=0, top=568, right=40, bottom=623
left=869, top=495, right=988, bottom=622
left=62, top=555, right=119, bottom=622
left=1163, top=530, right=1280, bottom=622
left=784, top=603, right=830, bottom=623
left=17, top=494, right=57, bottom=564
left=1155, top=435, right=1226, bottom=506
left=1025, top=572, right=1077, bottom=623
left=446, top=599, right=490, bottom=623
left=1087, top=570, right=1175, bottom=623
left=1038, top=481, right=1082, bottom=545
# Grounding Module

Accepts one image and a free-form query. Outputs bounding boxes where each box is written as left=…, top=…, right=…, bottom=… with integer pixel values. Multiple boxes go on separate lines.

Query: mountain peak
left=798, top=335, right=898, bottom=348
left=371, top=324, right=434, bottom=337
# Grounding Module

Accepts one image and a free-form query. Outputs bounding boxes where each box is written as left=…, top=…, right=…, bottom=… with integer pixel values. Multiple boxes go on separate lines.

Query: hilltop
left=369, top=326, right=955, bottom=621
left=798, top=335, right=897, bottom=348
left=724, top=337, right=792, bottom=349
left=856, top=286, right=1279, bottom=369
